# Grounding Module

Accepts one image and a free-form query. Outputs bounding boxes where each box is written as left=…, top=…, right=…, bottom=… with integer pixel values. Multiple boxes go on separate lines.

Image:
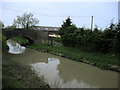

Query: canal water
left=5, top=39, right=119, bottom=88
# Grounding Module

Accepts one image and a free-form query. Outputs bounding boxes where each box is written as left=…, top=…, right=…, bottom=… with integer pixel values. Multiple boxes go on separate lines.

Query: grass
left=2, top=57, right=50, bottom=88
left=11, top=36, right=29, bottom=45
left=2, top=35, right=8, bottom=49
left=30, top=43, right=119, bottom=71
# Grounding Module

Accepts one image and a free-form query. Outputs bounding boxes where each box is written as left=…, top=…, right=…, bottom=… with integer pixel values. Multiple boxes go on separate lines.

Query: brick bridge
left=3, top=28, right=49, bottom=44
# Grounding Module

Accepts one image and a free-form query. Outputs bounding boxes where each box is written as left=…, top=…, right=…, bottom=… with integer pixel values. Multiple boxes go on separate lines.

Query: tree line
left=1, top=13, right=119, bottom=54
left=58, top=17, right=120, bottom=54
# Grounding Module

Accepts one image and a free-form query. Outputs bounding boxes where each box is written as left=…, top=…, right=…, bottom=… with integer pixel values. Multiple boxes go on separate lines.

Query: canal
left=4, top=39, right=119, bottom=88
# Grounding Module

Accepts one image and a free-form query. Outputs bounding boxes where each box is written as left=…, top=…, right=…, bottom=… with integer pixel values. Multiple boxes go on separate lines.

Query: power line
left=94, top=16, right=111, bottom=23
left=1, top=7, right=116, bottom=23
left=0, top=7, right=91, bottom=18
left=1, top=7, right=115, bottom=29
left=0, top=7, right=22, bottom=13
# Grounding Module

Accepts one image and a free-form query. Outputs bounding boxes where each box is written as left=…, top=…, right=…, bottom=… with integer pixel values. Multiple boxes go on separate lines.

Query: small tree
left=58, top=17, right=72, bottom=35
left=62, top=17, right=72, bottom=28
left=58, top=17, right=77, bottom=47
left=13, top=13, right=39, bottom=28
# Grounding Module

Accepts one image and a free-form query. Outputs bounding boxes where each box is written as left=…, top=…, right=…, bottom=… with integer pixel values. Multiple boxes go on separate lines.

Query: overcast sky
left=0, top=1, right=119, bottom=29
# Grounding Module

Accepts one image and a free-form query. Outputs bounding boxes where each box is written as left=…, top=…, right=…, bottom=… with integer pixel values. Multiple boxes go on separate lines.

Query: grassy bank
left=30, top=43, right=119, bottom=72
left=2, top=35, right=8, bottom=49
left=2, top=57, right=50, bottom=88
left=11, top=36, right=29, bottom=45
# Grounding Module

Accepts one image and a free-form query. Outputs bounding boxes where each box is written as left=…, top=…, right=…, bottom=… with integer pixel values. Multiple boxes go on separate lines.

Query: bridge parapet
left=3, top=28, right=49, bottom=44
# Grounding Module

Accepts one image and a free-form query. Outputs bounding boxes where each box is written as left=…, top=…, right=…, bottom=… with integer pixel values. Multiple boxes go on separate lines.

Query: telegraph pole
left=91, top=16, right=93, bottom=31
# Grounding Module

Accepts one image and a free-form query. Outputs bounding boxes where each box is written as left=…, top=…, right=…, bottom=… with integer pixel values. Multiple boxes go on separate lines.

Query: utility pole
left=91, top=16, right=93, bottom=31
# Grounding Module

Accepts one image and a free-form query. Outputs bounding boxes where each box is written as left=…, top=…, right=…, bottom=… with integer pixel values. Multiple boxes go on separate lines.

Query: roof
left=33, top=26, right=60, bottom=31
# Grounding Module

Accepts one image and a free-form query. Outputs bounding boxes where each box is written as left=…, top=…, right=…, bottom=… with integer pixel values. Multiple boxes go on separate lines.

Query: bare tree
left=13, top=13, right=39, bottom=28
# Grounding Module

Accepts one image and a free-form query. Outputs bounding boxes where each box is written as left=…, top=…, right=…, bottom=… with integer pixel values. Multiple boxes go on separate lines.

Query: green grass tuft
left=11, top=36, right=29, bottom=45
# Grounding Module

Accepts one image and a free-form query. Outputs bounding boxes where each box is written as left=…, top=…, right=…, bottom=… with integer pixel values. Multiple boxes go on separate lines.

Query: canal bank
left=2, top=57, right=50, bottom=88
left=4, top=42, right=119, bottom=88
left=29, top=43, right=120, bottom=72
left=3, top=39, right=119, bottom=88
left=9, top=35, right=120, bottom=72
left=2, top=38, right=50, bottom=88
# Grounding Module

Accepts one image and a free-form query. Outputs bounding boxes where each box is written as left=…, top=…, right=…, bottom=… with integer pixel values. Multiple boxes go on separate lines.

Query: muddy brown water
left=5, top=39, right=119, bottom=88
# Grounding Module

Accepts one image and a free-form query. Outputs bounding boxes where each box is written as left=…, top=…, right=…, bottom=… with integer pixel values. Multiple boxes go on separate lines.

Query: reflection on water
left=31, top=58, right=99, bottom=88
left=6, top=39, right=25, bottom=54
left=31, top=58, right=61, bottom=88
left=5, top=40, right=118, bottom=88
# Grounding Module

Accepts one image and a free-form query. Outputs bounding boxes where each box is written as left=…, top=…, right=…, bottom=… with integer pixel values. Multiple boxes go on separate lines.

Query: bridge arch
left=3, top=28, right=49, bottom=44
left=6, top=35, right=34, bottom=45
